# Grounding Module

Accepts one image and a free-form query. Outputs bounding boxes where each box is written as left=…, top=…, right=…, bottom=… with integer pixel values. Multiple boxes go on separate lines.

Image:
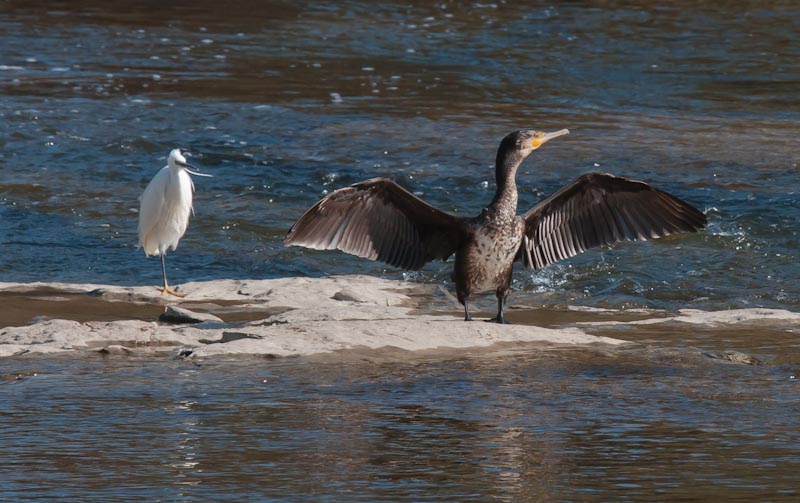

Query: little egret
left=137, top=149, right=211, bottom=297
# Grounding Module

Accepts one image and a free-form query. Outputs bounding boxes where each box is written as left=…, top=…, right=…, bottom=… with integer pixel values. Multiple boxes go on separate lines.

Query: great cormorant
left=285, top=129, right=706, bottom=323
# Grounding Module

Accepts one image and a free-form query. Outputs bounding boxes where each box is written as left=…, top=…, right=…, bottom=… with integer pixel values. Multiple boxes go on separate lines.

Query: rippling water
left=1, top=2, right=800, bottom=500
left=2, top=342, right=798, bottom=502
left=1, top=1, right=798, bottom=312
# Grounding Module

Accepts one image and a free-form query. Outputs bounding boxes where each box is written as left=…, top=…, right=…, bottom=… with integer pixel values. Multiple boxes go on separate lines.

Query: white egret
left=137, top=149, right=211, bottom=297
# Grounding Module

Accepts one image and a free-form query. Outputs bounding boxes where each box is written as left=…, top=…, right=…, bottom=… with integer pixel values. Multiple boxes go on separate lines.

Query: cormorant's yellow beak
left=532, top=128, right=570, bottom=149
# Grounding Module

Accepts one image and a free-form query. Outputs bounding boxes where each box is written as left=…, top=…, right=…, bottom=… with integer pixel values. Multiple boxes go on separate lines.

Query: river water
left=1, top=1, right=799, bottom=501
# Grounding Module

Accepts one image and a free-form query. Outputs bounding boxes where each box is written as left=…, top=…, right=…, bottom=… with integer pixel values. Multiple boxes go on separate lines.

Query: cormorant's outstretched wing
left=285, top=177, right=464, bottom=270
left=520, top=172, right=707, bottom=270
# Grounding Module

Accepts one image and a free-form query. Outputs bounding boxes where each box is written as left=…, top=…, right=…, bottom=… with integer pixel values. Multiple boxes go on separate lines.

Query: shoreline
left=0, top=275, right=627, bottom=358
left=2, top=275, right=798, bottom=360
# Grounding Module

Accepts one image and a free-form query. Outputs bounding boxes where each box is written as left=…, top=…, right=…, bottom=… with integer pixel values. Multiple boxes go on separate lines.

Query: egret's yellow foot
left=160, top=286, right=187, bottom=298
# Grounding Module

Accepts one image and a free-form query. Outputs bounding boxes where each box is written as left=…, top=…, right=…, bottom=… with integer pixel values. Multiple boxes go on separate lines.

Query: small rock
left=159, top=306, right=224, bottom=324
left=200, top=332, right=263, bottom=344
left=175, top=348, right=195, bottom=359
left=2, top=371, right=38, bottom=382
left=97, top=345, right=132, bottom=355
left=703, top=350, right=764, bottom=365
left=221, top=331, right=263, bottom=343
left=333, top=289, right=370, bottom=303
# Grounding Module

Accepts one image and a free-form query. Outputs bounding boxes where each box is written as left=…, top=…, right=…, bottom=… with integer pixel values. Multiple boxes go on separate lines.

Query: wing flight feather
left=285, top=178, right=464, bottom=270
left=521, top=172, right=707, bottom=270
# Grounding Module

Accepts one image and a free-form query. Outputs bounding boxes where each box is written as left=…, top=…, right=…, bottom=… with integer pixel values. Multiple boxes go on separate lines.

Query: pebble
left=159, top=306, right=224, bottom=324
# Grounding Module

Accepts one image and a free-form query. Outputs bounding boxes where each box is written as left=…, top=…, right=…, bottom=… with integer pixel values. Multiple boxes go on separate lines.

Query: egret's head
left=167, top=149, right=196, bottom=170
left=500, top=129, right=570, bottom=160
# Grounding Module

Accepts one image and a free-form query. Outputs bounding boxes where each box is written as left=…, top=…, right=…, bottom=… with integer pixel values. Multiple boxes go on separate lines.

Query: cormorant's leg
left=159, top=254, right=186, bottom=298
left=463, top=301, right=473, bottom=322
left=487, top=293, right=510, bottom=324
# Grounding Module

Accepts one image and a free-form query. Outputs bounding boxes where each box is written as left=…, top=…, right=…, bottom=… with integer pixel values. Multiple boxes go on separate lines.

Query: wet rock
left=159, top=306, right=223, bottom=325
left=703, top=350, right=764, bottom=365
left=1, top=370, right=38, bottom=382
left=333, top=288, right=370, bottom=303
left=96, top=344, right=132, bottom=355
left=221, top=331, right=263, bottom=343
left=175, top=348, right=195, bottom=359
left=200, top=332, right=264, bottom=344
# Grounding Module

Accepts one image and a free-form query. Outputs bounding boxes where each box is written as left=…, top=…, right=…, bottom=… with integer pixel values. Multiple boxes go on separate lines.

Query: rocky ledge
left=0, top=275, right=626, bottom=358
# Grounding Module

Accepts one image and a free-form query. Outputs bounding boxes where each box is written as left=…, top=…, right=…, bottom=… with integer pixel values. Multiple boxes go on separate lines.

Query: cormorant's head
left=500, top=129, right=570, bottom=158
left=494, top=128, right=569, bottom=183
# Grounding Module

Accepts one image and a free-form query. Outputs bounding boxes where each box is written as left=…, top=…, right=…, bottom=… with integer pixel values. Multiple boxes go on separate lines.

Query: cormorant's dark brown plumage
left=284, top=129, right=707, bottom=323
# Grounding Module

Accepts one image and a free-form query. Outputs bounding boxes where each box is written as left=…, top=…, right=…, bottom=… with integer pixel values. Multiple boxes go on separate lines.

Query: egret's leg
left=159, top=254, right=186, bottom=298
left=160, top=253, right=168, bottom=291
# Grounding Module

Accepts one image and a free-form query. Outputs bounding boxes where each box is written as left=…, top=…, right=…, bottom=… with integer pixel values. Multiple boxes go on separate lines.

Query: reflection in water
left=1, top=344, right=798, bottom=502
left=167, top=399, right=200, bottom=487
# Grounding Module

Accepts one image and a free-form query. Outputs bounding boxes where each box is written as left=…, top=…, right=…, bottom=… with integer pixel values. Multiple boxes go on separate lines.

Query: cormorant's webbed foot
left=463, top=301, right=473, bottom=321
left=486, top=316, right=510, bottom=325
left=486, top=295, right=510, bottom=324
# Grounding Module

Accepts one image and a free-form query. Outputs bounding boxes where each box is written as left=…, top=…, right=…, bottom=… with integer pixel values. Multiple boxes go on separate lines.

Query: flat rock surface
left=3, top=275, right=797, bottom=360
left=0, top=275, right=626, bottom=358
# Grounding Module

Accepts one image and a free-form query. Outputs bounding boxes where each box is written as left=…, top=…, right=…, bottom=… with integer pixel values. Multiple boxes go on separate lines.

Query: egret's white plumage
left=138, top=149, right=210, bottom=297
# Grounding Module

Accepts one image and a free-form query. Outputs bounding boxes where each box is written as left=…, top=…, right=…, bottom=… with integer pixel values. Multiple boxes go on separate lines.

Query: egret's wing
left=284, top=177, right=464, bottom=270
left=137, top=167, right=169, bottom=250
left=520, top=172, right=707, bottom=270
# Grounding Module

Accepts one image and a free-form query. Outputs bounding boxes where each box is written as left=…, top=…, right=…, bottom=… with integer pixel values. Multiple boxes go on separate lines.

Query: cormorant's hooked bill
left=531, top=128, right=569, bottom=149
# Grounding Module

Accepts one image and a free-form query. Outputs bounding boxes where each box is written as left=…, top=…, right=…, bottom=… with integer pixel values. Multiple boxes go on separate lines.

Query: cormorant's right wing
left=285, top=178, right=464, bottom=270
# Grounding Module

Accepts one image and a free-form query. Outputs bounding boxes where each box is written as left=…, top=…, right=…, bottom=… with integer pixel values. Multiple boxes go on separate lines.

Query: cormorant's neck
left=489, top=149, right=526, bottom=211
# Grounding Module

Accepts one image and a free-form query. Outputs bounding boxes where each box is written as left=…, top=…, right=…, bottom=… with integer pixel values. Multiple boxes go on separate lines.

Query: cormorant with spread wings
left=285, top=129, right=706, bottom=323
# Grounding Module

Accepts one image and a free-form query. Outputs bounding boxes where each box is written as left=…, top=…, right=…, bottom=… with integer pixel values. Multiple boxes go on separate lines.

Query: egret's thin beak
left=532, top=128, right=570, bottom=149
left=178, top=160, right=213, bottom=178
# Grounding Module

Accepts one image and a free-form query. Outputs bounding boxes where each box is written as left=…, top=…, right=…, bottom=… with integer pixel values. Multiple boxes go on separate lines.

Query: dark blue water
left=1, top=1, right=798, bottom=312
left=2, top=3, right=800, bottom=501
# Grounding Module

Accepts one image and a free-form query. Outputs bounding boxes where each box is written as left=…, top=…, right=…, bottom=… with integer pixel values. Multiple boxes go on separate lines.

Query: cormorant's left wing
left=519, top=172, right=707, bottom=270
